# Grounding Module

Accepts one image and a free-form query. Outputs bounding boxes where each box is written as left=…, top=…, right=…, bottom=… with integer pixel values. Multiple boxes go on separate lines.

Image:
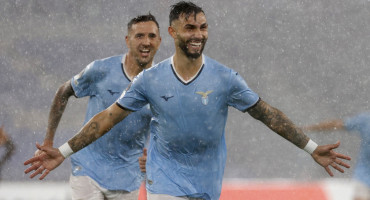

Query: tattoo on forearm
left=247, top=100, right=309, bottom=148
left=69, top=122, right=100, bottom=152
left=46, top=83, right=74, bottom=142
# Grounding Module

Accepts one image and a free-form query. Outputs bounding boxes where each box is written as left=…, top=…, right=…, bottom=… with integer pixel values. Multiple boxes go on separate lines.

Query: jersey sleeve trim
left=242, top=97, right=261, bottom=113
left=115, top=102, right=135, bottom=112
left=69, top=81, right=78, bottom=98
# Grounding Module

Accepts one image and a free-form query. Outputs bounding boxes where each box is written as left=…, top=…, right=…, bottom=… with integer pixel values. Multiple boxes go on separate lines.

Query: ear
left=168, top=26, right=176, bottom=39
left=125, top=35, right=129, bottom=46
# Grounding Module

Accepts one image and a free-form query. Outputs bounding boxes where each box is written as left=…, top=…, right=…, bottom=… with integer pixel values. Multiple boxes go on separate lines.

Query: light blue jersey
left=117, top=55, right=259, bottom=200
left=344, top=112, right=370, bottom=187
left=70, top=54, right=151, bottom=191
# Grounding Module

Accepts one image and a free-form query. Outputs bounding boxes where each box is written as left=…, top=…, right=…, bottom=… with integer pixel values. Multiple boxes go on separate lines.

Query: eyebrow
left=200, top=23, right=208, bottom=27
left=184, top=22, right=207, bottom=28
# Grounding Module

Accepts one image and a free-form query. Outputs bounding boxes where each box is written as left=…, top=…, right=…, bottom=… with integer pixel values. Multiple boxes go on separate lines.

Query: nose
left=193, top=28, right=203, bottom=39
left=142, top=36, right=151, bottom=46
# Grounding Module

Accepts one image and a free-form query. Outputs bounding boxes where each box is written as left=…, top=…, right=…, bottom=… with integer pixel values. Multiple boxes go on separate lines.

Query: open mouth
left=139, top=49, right=150, bottom=57
left=188, top=41, right=202, bottom=51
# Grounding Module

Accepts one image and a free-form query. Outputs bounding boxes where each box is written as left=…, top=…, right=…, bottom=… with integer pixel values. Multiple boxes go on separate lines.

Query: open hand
left=24, top=143, right=65, bottom=180
left=311, top=141, right=351, bottom=176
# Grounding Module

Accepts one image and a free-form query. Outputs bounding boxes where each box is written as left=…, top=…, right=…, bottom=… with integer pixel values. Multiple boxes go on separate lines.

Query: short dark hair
left=169, top=1, right=204, bottom=25
left=127, top=13, right=160, bottom=33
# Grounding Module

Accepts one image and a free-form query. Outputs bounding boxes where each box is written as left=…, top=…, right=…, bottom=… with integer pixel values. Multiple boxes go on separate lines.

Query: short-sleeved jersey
left=344, top=112, right=370, bottom=187
left=70, top=54, right=151, bottom=191
left=117, top=55, right=259, bottom=200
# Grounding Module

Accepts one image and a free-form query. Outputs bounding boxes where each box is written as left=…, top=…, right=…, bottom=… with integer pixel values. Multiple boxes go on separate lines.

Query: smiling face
left=169, top=12, right=208, bottom=59
left=126, top=21, right=161, bottom=68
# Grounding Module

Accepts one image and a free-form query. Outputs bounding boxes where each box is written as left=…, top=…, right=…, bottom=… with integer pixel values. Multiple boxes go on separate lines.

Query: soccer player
left=30, top=14, right=161, bottom=200
left=25, top=2, right=350, bottom=200
left=303, top=113, right=370, bottom=200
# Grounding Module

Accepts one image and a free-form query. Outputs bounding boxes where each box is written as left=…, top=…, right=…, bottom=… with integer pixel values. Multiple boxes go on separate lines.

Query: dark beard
left=178, top=38, right=207, bottom=59
left=135, top=57, right=150, bottom=69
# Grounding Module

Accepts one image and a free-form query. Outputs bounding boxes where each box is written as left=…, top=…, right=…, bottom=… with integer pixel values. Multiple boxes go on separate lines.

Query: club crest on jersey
left=196, top=90, right=213, bottom=105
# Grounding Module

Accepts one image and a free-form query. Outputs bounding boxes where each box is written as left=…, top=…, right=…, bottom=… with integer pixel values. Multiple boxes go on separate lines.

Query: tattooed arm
left=247, top=99, right=309, bottom=149
left=31, top=81, right=74, bottom=169
left=247, top=99, right=351, bottom=176
left=68, top=103, right=131, bottom=152
left=44, top=80, right=75, bottom=147
left=24, top=103, right=131, bottom=179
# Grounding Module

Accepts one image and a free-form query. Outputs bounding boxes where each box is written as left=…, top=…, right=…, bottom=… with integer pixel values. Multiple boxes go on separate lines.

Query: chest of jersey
left=144, top=65, right=230, bottom=146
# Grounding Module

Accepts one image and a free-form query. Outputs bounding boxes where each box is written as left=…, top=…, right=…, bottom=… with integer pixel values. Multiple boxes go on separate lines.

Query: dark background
left=0, top=0, right=369, bottom=182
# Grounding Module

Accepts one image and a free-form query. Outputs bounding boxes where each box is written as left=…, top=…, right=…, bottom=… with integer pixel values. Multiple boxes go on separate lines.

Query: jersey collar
left=170, top=54, right=205, bottom=85
left=121, top=54, right=132, bottom=82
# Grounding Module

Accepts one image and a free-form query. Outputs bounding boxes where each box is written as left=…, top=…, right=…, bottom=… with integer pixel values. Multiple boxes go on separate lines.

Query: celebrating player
left=25, top=2, right=350, bottom=200
left=29, top=14, right=161, bottom=200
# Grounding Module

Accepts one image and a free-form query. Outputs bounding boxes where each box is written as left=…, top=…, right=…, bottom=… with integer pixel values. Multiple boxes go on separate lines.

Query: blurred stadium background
left=0, top=0, right=369, bottom=199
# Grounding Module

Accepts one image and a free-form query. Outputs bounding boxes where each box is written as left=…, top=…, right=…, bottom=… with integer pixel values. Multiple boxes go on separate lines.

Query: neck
left=124, top=53, right=151, bottom=80
left=172, top=51, right=203, bottom=82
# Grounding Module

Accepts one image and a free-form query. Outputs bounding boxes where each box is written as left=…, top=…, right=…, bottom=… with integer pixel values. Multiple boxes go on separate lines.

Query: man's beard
left=178, top=37, right=207, bottom=59
left=135, top=56, right=151, bottom=69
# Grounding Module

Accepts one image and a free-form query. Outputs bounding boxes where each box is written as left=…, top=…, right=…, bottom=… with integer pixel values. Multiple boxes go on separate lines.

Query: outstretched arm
left=24, top=103, right=131, bottom=179
left=247, top=99, right=350, bottom=176
left=302, top=119, right=345, bottom=132
left=32, top=81, right=74, bottom=167
left=247, top=99, right=309, bottom=148
left=68, top=103, right=131, bottom=152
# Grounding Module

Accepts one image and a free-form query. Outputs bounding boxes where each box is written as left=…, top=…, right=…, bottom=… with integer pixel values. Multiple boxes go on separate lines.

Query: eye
left=200, top=24, right=208, bottom=30
left=135, top=34, right=144, bottom=38
left=184, top=25, right=196, bottom=30
left=149, top=33, right=157, bottom=38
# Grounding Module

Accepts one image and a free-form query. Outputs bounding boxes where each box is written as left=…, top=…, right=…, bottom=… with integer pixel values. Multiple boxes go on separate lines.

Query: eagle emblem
left=196, top=90, right=213, bottom=105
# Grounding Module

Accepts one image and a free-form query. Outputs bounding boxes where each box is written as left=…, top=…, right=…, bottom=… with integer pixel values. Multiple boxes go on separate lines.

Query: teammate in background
left=0, top=125, right=15, bottom=180
left=30, top=14, right=161, bottom=200
left=303, top=113, right=370, bottom=200
left=25, top=2, right=351, bottom=200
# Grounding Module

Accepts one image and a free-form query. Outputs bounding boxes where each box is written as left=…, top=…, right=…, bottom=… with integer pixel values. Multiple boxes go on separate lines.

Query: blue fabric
left=117, top=55, right=259, bottom=200
left=344, top=112, right=370, bottom=187
left=70, top=54, right=151, bottom=191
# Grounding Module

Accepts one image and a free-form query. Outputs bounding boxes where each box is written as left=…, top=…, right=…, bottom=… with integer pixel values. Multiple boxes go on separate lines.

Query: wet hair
left=169, top=1, right=204, bottom=25
left=127, top=13, right=160, bottom=32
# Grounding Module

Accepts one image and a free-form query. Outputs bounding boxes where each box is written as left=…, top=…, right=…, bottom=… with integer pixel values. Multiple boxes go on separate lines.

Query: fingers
left=335, top=158, right=350, bottom=168
left=328, top=141, right=340, bottom=150
left=139, top=156, right=146, bottom=173
left=330, top=163, right=344, bottom=173
left=24, top=164, right=39, bottom=174
left=324, top=166, right=334, bottom=177
left=29, top=165, right=45, bottom=178
left=36, top=142, right=42, bottom=150
left=139, top=149, right=147, bottom=173
left=335, top=152, right=351, bottom=161
left=143, top=148, right=147, bottom=156
left=29, top=161, right=42, bottom=171
left=325, top=157, right=350, bottom=176
left=139, top=166, right=146, bottom=173
left=39, top=169, right=50, bottom=180
left=24, top=156, right=42, bottom=166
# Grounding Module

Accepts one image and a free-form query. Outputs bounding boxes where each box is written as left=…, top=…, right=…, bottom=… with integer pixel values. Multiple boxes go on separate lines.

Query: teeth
left=140, top=50, right=149, bottom=53
left=190, top=42, right=201, bottom=46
